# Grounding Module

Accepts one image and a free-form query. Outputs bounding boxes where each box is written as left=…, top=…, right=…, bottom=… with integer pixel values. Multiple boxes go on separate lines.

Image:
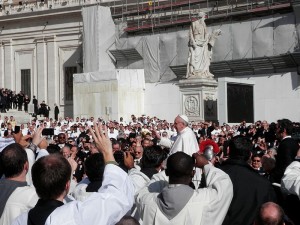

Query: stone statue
left=186, top=12, right=221, bottom=79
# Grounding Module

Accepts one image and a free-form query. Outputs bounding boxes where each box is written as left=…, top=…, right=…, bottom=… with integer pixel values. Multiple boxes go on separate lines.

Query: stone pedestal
left=178, top=78, right=218, bottom=122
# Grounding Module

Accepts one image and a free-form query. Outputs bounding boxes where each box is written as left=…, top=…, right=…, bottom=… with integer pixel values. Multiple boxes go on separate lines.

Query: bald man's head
left=255, top=202, right=285, bottom=225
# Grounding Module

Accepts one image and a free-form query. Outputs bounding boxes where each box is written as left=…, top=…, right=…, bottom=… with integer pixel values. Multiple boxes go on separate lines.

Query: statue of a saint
left=186, top=12, right=221, bottom=79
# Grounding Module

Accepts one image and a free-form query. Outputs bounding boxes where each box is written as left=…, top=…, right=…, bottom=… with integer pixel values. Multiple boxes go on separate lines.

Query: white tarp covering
left=82, top=5, right=116, bottom=73
left=274, top=13, right=297, bottom=55
left=209, top=24, right=232, bottom=61
left=115, top=12, right=299, bottom=82
left=252, top=16, right=274, bottom=57
left=231, top=20, right=253, bottom=59
left=143, top=35, right=160, bottom=82
left=82, top=6, right=98, bottom=72
left=73, top=70, right=145, bottom=121
left=159, top=32, right=177, bottom=82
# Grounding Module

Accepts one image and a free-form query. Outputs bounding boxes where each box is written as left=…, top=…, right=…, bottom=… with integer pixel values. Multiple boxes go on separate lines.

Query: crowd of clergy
left=0, top=113, right=300, bottom=225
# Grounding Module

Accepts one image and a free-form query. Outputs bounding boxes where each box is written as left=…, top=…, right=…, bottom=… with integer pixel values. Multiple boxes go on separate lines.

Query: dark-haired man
left=116, top=216, right=140, bottom=225
left=125, top=145, right=167, bottom=221
left=125, top=145, right=167, bottom=193
left=220, top=136, right=276, bottom=225
left=57, top=133, right=67, bottom=149
left=136, top=152, right=233, bottom=225
left=0, top=143, right=38, bottom=225
left=13, top=124, right=134, bottom=225
left=26, top=154, right=71, bottom=225
left=271, top=119, right=299, bottom=183
left=72, top=153, right=106, bottom=201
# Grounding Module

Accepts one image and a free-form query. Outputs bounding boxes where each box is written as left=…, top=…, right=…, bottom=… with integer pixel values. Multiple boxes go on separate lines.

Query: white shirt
left=36, top=149, right=50, bottom=160
left=108, top=129, right=118, bottom=139
left=281, top=161, right=300, bottom=199
left=12, top=164, right=135, bottom=225
left=0, top=186, right=38, bottom=225
left=71, top=177, right=92, bottom=202
left=21, top=128, right=29, bottom=136
left=25, top=148, right=36, bottom=186
left=0, top=137, right=15, bottom=152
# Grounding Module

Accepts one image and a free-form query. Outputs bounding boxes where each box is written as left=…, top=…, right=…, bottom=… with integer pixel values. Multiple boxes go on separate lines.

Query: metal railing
left=120, top=0, right=292, bottom=33
left=0, top=0, right=292, bottom=24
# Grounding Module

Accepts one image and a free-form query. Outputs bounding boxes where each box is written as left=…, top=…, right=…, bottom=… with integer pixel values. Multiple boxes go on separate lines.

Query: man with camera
left=136, top=152, right=233, bottom=225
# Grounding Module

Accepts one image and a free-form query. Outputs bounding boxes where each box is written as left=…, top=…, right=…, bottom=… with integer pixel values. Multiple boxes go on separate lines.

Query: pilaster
left=2, top=39, right=14, bottom=89
left=46, top=35, right=58, bottom=118
left=35, top=37, right=47, bottom=103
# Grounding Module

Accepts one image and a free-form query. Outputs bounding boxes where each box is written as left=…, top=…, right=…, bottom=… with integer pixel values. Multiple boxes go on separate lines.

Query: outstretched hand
left=89, top=122, right=114, bottom=163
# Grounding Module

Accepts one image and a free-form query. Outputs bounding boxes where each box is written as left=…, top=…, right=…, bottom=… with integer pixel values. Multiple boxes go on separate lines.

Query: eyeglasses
left=253, top=160, right=261, bottom=162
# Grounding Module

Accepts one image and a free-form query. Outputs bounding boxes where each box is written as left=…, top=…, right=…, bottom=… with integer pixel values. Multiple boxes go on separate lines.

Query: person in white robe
left=12, top=125, right=135, bottom=225
left=169, top=115, right=201, bottom=187
left=169, top=115, right=198, bottom=156
left=136, top=152, right=233, bottom=225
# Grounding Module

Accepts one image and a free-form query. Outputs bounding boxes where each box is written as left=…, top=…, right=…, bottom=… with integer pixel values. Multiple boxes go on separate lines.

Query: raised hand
left=13, top=132, right=32, bottom=149
left=89, top=122, right=114, bottom=163
left=32, top=125, right=45, bottom=146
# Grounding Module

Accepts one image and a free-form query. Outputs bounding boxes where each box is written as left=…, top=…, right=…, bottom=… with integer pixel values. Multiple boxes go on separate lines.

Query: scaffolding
left=108, top=0, right=293, bottom=33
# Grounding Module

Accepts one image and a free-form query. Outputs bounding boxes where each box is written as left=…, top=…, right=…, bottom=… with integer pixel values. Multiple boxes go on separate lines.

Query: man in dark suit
left=271, top=119, right=299, bottom=184
left=17, top=91, right=24, bottom=111
left=220, top=136, right=276, bottom=225
left=32, top=96, right=38, bottom=116
left=54, top=104, right=59, bottom=121
left=198, top=123, right=208, bottom=137
left=271, top=119, right=299, bottom=224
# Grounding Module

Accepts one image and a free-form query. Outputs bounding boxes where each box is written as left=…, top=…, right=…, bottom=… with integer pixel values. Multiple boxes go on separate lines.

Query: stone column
left=35, top=37, right=47, bottom=103
left=46, top=35, right=58, bottom=119
left=0, top=42, right=5, bottom=87
left=3, top=39, right=14, bottom=89
left=178, top=78, right=218, bottom=122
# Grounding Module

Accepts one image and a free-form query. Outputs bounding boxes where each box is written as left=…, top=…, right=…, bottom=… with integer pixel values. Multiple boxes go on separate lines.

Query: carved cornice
left=0, top=39, right=12, bottom=46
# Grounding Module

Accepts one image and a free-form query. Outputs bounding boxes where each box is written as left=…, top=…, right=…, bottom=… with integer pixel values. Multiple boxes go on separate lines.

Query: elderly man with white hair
left=169, top=115, right=199, bottom=156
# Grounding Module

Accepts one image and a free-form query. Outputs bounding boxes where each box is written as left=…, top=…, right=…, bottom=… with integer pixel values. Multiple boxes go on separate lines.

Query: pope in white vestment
left=169, top=115, right=199, bottom=156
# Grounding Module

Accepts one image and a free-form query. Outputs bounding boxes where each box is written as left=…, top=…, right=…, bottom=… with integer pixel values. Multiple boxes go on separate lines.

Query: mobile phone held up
left=42, top=128, right=54, bottom=136
left=14, top=126, right=21, bottom=134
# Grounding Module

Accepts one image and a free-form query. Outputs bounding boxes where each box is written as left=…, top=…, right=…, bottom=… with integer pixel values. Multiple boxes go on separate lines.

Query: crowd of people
left=0, top=113, right=299, bottom=225
left=0, top=88, right=55, bottom=118
left=0, top=88, right=31, bottom=113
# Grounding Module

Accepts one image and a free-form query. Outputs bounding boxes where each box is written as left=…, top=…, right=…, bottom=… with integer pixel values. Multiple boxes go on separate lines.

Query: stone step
left=0, top=109, right=33, bottom=125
